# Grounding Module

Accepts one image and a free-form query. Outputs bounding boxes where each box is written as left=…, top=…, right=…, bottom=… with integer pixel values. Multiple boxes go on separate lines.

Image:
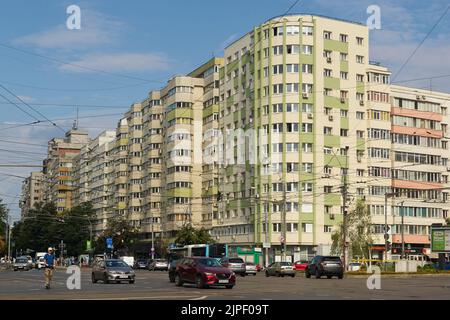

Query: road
left=0, top=269, right=449, bottom=300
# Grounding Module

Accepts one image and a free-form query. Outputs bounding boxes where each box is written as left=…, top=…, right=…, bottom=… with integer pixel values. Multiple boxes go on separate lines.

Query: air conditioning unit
left=302, top=93, right=309, bottom=99
left=327, top=57, right=332, bottom=63
left=330, top=214, right=335, bottom=220
left=328, top=115, right=334, bottom=121
left=307, top=113, right=313, bottom=119
left=416, top=95, right=422, bottom=100
left=359, top=100, right=365, bottom=106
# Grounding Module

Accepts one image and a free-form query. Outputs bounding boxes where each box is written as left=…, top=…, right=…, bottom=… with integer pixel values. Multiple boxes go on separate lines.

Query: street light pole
left=400, top=201, right=405, bottom=260
left=282, top=179, right=287, bottom=263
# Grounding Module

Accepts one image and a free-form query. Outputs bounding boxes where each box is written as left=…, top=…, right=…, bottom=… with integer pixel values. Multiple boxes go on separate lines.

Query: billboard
left=431, top=227, right=450, bottom=253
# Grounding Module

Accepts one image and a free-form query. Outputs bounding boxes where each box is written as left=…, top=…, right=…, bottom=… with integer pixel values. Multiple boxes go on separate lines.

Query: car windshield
left=197, top=258, right=222, bottom=267
left=324, top=257, right=341, bottom=262
left=280, top=262, right=292, bottom=266
left=106, top=260, right=128, bottom=268
left=228, top=258, right=244, bottom=263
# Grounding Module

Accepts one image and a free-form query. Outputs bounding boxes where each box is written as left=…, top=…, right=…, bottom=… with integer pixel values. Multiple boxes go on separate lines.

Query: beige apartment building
left=19, top=171, right=44, bottom=218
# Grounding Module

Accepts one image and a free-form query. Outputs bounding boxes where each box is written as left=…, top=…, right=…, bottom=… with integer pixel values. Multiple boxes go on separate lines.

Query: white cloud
left=58, top=52, right=170, bottom=73
left=13, top=9, right=123, bottom=50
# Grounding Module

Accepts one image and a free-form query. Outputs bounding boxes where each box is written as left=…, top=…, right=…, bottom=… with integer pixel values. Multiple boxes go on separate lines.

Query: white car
left=348, top=262, right=362, bottom=271
left=36, top=257, right=46, bottom=269
left=245, top=262, right=257, bottom=276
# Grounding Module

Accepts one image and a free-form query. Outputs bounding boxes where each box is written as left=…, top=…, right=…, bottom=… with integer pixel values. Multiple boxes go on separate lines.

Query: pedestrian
left=43, top=247, right=56, bottom=289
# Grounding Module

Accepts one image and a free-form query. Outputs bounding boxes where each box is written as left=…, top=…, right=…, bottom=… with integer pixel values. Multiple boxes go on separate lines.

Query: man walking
left=43, top=247, right=56, bottom=289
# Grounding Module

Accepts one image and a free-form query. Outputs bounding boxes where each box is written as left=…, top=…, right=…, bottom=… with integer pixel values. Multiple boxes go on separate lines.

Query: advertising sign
left=431, top=227, right=450, bottom=253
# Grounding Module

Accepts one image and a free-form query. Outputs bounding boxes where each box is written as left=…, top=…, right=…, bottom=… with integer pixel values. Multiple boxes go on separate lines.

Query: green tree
left=174, top=224, right=215, bottom=246
left=331, top=199, right=373, bottom=259
left=95, top=216, right=139, bottom=254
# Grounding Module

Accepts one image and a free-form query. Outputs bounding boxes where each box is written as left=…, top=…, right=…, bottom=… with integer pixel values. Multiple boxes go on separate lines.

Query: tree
left=331, top=199, right=373, bottom=260
left=174, top=224, right=215, bottom=246
left=95, top=216, right=139, bottom=255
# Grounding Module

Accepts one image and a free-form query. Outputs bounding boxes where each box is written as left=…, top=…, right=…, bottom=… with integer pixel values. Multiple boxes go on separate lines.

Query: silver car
left=91, top=259, right=135, bottom=284
left=265, top=262, right=296, bottom=277
left=220, top=257, right=246, bottom=276
left=13, top=257, right=31, bottom=271
left=245, top=262, right=257, bottom=276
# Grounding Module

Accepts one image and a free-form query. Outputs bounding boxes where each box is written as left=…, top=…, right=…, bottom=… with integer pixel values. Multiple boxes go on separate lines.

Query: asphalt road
left=0, top=268, right=449, bottom=300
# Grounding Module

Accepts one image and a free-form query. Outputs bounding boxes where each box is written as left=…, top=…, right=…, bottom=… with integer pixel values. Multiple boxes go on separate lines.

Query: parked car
left=91, top=259, right=135, bottom=284
left=174, top=257, right=236, bottom=289
left=265, top=262, right=296, bottom=277
left=220, top=257, right=246, bottom=276
left=293, top=260, right=309, bottom=271
left=168, top=257, right=184, bottom=283
left=36, top=257, right=46, bottom=269
left=348, top=262, right=362, bottom=271
left=13, top=256, right=31, bottom=271
left=149, top=259, right=168, bottom=271
left=245, top=262, right=257, bottom=275
left=134, top=259, right=149, bottom=269
left=305, top=256, right=344, bottom=279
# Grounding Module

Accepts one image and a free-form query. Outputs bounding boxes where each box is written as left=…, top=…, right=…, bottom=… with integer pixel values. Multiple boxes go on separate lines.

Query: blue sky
left=0, top=0, right=449, bottom=221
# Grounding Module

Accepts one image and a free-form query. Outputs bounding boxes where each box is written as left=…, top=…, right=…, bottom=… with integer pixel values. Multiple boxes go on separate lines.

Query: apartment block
left=19, top=171, right=44, bottom=218
left=42, top=129, right=89, bottom=213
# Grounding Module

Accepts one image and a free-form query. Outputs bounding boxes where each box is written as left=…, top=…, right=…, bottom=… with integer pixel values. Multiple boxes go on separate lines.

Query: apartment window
left=356, top=92, right=364, bottom=101
left=286, top=25, right=300, bottom=35
left=302, top=26, right=313, bottom=36
left=324, top=127, right=333, bottom=135
left=340, top=129, right=349, bottom=137
left=286, top=103, right=299, bottom=112
left=273, top=64, right=283, bottom=75
left=340, top=71, right=348, bottom=80
left=302, top=83, right=313, bottom=93
left=287, top=223, right=299, bottom=232
left=272, top=103, right=283, bottom=113
left=357, top=169, right=365, bottom=177
left=272, top=123, right=283, bottom=133
left=273, top=45, right=283, bottom=55
left=286, top=143, right=299, bottom=152
left=286, top=83, right=299, bottom=93
left=302, top=45, right=313, bottom=55
left=263, top=47, right=269, bottom=58
left=356, top=111, right=365, bottom=120
left=301, top=123, right=312, bottom=133
left=273, top=84, right=284, bottom=94
left=356, top=55, right=364, bottom=64
left=302, top=103, right=313, bottom=113
left=302, top=163, right=313, bottom=173
left=273, top=223, right=281, bottom=232
left=286, top=64, right=299, bottom=73
left=324, top=186, right=333, bottom=193
left=340, top=110, right=348, bottom=117
left=324, top=88, right=332, bottom=96
left=302, top=143, right=312, bottom=153
left=323, top=31, right=332, bottom=39
left=339, top=34, right=348, bottom=42
left=324, top=226, right=333, bottom=233
left=302, top=183, right=313, bottom=192
left=356, top=37, right=364, bottom=45
left=356, top=74, right=365, bottom=82
left=357, top=130, right=365, bottom=138
left=273, top=26, right=284, bottom=36
left=324, top=69, right=332, bottom=77
left=323, top=146, right=333, bottom=154
left=325, top=205, right=332, bottom=214
left=302, top=223, right=313, bottom=233
left=323, top=50, right=332, bottom=58
left=302, top=64, right=313, bottom=74
left=286, top=45, right=300, bottom=54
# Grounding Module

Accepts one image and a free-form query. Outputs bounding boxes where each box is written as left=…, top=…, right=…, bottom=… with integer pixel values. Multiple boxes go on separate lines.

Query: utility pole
left=384, top=192, right=394, bottom=265
left=400, top=201, right=405, bottom=260
left=341, top=146, right=349, bottom=270
left=265, top=188, right=269, bottom=267
left=282, top=179, right=287, bottom=262
left=7, top=216, right=11, bottom=262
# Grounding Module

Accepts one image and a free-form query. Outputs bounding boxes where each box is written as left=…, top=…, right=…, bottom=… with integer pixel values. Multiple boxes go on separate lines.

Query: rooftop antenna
left=72, top=107, right=79, bottom=130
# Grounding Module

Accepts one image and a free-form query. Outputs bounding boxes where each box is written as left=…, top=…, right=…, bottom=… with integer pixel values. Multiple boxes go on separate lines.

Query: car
left=293, top=260, right=309, bottom=271
left=220, top=257, right=246, bottom=276
left=245, top=262, right=257, bottom=275
left=256, top=264, right=262, bottom=272
left=265, top=262, right=296, bottom=277
left=168, top=257, right=184, bottom=283
left=149, top=259, right=168, bottom=271
left=134, top=259, right=149, bottom=269
left=305, top=256, right=344, bottom=279
left=91, top=259, right=135, bottom=284
left=348, top=262, right=362, bottom=271
left=13, top=256, right=31, bottom=271
left=36, top=257, right=46, bottom=269
left=174, top=257, right=236, bottom=289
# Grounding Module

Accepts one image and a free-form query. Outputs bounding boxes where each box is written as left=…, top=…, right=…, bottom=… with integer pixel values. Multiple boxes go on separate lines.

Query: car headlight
left=204, top=272, right=215, bottom=276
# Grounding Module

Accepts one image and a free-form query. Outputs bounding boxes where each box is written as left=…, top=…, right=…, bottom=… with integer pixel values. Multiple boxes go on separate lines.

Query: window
left=324, top=127, right=333, bottom=135
left=287, top=25, right=300, bottom=35
left=356, top=55, right=364, bottom=64
left=324, top=226, right=333, bottom=233
left=356, top=74, right=365, bottom=82
left=272, top=143, right=283, bottom=153
left=340, top=71, right=348, bottom=80
left=323, top=146, right=333, bottom=154
left=324, top=186, right=333, bottom=193
left=301, top=123, right=312, bottom=133
left=340, top=53, right=348, bottom=61
left=273, top=64, right=283, bottom=75
left=286, top=64, right=299, bottom=73
left=302, top=163, right=313, bottom=173
left=302, top=45, right=313, bottom=55
left=323, top=31, right=332, bottom=39
left=356, top=112, right=364, bottom=119
left=357, top=130, right=364, bottom=138
left=286, top=143, right=299, bottom=152
left=302, top=64, right=313, bottom=74
left=272, top=123, right=283, bottom=133
left=272, top=103, right=283, bottom=113
left=324, top=69, right=332, bottom=77
left=339, top=34, right=348, bottom=42
left=302, top=26, right=313, bottom=36
left=323, top=50, right=332, bottom=58
left=286, top=83, right=299, bottom=93
left=273, top=45, right=283, bottom=55
left=286, top=103, right=299, bottom=112
left=286, top=45, right=300, bottom=54
left=273, top=26, right=284, bottom=36
left=340, top=110, right=348, bottom=117
left=302, top=103, right=313, bottom=113
left=302, top=183, right=313, bottom=192
left=340, top=129, right=348, bottom=137
left=302, top=83, right=313, bottom=93
left=302, top=143, right=312, bottom=153
left=357, top=37, right=364, bottom=45
left=273, top=84, right=283, bottom=94
left=302, top=223, right=313, bottom=233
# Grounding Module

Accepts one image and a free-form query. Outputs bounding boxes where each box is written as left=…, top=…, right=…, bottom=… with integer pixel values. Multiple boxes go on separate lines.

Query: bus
left=168, top=243, right=228, bottom=261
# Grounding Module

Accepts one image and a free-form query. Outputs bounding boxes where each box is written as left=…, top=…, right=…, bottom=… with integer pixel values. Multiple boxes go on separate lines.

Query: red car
left=174, top=256, right=236, bottom=289
left=293, top=260, right=308, bottom=271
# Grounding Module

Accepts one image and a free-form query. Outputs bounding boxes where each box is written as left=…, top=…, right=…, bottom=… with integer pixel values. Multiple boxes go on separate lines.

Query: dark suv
left=174, top=257, right=236, bottom=289
left=305, top=256, right=344, bottom=279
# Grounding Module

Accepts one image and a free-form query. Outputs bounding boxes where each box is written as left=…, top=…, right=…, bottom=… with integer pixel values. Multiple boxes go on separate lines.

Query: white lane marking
left=189, top=296, right=208, bottom=300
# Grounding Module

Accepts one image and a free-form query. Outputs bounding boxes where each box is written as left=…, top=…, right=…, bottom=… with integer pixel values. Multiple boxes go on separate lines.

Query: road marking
left=189, top=296, right=208, bottom=300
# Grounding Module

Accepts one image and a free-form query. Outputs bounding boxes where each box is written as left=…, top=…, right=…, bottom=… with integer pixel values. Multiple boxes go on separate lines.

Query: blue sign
left=106, top=237, right=113, bottom=249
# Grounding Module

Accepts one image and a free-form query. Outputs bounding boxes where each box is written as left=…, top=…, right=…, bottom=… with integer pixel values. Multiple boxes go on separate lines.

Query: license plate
left=218, top=280, right=229, bottom=284
left=119, top=275, right=128, bottom=279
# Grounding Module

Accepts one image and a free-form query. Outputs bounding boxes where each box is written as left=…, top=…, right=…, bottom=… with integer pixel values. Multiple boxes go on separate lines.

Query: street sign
left=431, top=227, right=450, bottom=253
left=106, top=237, right=113, bottom=249
left=263, top=242, right=271, bottom=248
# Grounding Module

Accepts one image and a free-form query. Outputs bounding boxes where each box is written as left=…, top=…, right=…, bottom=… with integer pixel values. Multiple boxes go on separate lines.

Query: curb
left=345, top=273, right=450, bottom=278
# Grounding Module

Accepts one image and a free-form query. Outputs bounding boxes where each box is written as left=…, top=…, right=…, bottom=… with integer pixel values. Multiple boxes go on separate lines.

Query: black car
left=134, top=259, right=149, bottom=269
left=305, top=256, right=344, bottom=279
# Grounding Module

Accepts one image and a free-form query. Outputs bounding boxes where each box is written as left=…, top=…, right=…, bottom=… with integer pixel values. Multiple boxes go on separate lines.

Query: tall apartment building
left=73, top=130, right=116, bottom=234
left=19, top=171, right=44, bottom=218
left=43, top=129, right=90, bottom=213
left=211, top=14, right=449, bottom=263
